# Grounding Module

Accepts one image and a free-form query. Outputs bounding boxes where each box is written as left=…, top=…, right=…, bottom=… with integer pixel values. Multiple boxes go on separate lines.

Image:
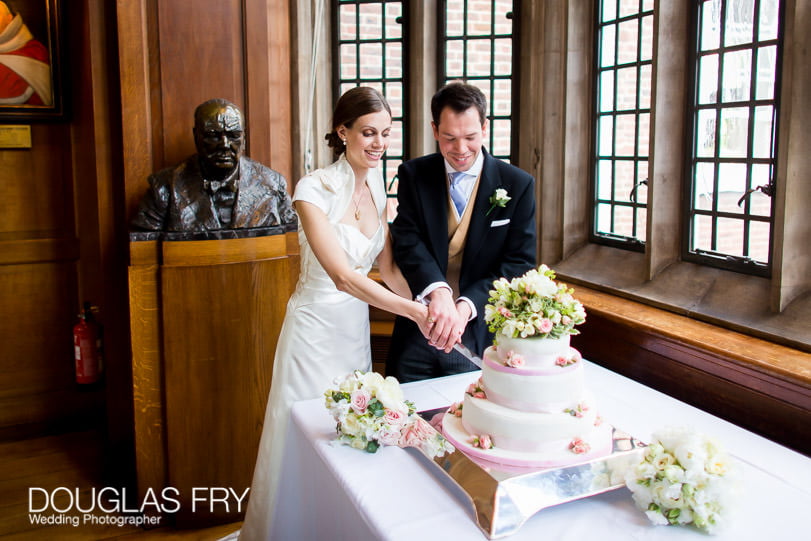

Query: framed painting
left=0, top=0, right=66, bottom=121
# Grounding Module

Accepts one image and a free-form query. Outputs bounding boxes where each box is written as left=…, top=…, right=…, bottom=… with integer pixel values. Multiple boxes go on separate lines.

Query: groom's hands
left=426, top=288, right=467, bottom=353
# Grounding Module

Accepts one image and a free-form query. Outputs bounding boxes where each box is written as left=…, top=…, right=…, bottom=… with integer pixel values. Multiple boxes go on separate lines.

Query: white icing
left=442, top=411, right=614, bottom=469
left=461, top=393, right=597, bottom=453
left=481, top=348, right=584, bottom=412
left=495, top=335, right=574, bottom=369
left=453, top=335, right=608, bottom=463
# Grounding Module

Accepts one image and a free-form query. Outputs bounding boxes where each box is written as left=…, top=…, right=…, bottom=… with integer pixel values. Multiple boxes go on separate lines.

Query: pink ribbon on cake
left=484, top=354, right=578, bottom=376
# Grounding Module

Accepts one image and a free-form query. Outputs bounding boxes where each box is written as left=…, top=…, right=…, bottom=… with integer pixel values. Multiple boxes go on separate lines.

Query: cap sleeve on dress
left=292, top=174, right=331, bottom=215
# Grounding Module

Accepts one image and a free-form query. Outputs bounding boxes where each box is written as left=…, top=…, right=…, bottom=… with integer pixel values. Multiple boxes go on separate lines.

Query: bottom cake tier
left=441, top=411, right=614, bottom=469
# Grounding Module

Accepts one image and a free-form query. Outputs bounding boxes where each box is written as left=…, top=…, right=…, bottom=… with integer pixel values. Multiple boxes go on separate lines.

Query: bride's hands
left=415, top=304, right=434, bottom=339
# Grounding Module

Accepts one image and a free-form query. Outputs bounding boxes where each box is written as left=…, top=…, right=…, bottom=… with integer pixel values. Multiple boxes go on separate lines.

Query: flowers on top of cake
left=324, top=370, right=453, bottom=457
left=484, top=264, right=586, bottom=340
left=624, top=426, right=736, bottom=534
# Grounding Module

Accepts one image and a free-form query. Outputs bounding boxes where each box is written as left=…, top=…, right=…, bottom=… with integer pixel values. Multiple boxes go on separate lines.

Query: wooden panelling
left=0, top=262, right=75, bottom=394
left=0, top=70, right=80, bottom=438
left=0, top=1, right=129, bottom=444
left=0, top=238, right=79, bottom=266
left=161, top=235, right=287, bottom=266
left=0, top=126, right=74, bottom=236
left=116, top=0, right=157, bottom=216
left=160, top=256, right=288, bottom=526
left=244, top=0, right=293, bottom=181
left=129, top=240, right=161, bottom=266
left=128, top=260, right=164, bottom=510
left=0, top=262, right=105, bottom=431
left=156, top=2, right=246, bottom=166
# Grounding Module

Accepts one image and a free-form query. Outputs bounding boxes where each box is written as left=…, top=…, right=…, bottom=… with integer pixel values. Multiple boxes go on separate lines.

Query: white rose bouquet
left=625, top=426, right=737, bottom=534
left=324, top=371, right=454, bottom=457
left=484, top=264, right=586, bottom=340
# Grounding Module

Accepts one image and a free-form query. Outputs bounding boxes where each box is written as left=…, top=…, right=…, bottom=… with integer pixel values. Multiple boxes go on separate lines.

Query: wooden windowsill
left=573, top=285, right=811, bottom=387
left=369, top=266, right=810, bottom=391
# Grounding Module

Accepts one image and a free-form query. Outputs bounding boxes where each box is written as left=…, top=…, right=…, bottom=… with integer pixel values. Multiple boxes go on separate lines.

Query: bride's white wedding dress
left=238, top=155, right=386, bottom=540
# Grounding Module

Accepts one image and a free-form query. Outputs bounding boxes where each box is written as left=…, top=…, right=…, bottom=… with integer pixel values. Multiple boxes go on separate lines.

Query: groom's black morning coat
left=388, top=149, right=537, bottom=380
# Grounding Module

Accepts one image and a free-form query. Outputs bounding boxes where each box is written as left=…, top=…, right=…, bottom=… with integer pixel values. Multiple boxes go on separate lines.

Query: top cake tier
left=494, top=335, right=581, bottom=369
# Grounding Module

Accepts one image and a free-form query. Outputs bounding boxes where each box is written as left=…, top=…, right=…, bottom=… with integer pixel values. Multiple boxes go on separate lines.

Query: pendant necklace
left=352, top=183, right=367, bottom=220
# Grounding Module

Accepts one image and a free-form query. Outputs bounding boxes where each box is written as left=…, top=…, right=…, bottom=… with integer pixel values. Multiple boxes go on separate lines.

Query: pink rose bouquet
left=325, top=371, right=454, bottom=457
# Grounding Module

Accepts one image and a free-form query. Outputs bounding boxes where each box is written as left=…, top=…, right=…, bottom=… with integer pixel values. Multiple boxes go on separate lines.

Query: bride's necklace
left=352, top=183, right=369, bottom=221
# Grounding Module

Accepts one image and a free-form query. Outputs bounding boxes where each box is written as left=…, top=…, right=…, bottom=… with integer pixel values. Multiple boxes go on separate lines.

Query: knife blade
left=452, top=342, right=483, bottom=369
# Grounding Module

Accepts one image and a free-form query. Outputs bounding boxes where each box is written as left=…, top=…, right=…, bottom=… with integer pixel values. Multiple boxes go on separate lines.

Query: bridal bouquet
left=324, top=371, right=453, bottom=458
left=625, top=426, right=737, bottom=534
left=484, top=264, right=586, bottom=340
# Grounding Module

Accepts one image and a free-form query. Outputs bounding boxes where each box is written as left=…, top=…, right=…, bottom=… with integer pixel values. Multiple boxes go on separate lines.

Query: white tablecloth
left=268, top=362, right=810, bottom=540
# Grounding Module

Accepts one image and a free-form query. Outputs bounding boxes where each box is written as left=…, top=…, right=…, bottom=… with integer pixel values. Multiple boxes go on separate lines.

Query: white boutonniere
left=486, top=188, right=511, bottom=216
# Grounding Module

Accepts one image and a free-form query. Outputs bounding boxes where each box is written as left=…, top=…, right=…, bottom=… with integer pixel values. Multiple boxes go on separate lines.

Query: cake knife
left=452, top=342, right=483, bottom=369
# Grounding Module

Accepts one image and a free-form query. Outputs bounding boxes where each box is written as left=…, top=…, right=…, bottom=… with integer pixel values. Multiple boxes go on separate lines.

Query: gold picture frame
left=0, top=0, right=66, bottom=121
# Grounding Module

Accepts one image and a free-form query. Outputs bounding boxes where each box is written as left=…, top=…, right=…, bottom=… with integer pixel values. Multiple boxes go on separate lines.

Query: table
left=269, top=362, right=811, bottom=539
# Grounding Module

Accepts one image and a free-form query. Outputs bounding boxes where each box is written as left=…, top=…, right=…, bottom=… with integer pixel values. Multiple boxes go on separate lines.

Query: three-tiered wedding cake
left=441, top=265, right=612, bottom=468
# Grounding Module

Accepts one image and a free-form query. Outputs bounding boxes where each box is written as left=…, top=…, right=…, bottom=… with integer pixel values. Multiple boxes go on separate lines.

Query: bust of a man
left=131, top=98, right=296, bottom=231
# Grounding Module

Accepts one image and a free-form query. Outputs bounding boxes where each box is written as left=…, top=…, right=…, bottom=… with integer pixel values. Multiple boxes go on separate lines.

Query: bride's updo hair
left=325, top=87, right=392, bottom=159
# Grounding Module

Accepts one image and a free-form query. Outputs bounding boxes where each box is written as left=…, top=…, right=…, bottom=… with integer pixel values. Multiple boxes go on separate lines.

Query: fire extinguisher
left=73, top=302, right=103, bottom=385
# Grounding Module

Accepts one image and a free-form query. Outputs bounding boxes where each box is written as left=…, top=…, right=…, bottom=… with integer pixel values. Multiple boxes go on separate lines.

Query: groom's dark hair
left=431, top=81, right=488, bottom=126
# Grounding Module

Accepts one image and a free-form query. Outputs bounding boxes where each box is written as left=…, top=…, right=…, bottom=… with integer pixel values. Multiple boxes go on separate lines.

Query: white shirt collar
left=443, top=150, right=484, bottom=179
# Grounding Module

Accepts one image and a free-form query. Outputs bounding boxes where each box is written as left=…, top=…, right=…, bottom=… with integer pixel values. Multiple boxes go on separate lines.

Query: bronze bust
left=131, top=98, right=296, bottom=231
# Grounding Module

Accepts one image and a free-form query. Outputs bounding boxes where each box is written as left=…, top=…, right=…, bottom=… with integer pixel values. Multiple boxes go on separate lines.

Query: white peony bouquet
left=625, top=426, right=737, bottom=534
left=324, top=371, right=453, bottom=457
left=484, top=264, right=586, bottom=340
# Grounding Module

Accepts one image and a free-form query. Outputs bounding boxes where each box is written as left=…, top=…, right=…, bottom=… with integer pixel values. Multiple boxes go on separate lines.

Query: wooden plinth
left=128, top=232, right=297, bottom=527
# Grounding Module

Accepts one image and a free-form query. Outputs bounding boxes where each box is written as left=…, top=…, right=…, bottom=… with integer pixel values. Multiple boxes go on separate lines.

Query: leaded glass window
left=592, top=0, right=654, bottom=248
left=333, top=0, right=406, bottom=219
left=685, top=0, right=782, bottom=275
left=441, top=0, right=516, bottom=162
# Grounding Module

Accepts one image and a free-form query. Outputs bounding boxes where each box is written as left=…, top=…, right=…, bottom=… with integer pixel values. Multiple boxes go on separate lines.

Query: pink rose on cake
left=555, top=355, right=578, bottom=367
left=569, top=437, right=591, bottom=454
left=448, top=401, right=463, bottom=417
left=471, top=434, right=494, bottom=449
left=503, top=350, right=525, bottom=367
left=466, top=378, right=487, bottom=399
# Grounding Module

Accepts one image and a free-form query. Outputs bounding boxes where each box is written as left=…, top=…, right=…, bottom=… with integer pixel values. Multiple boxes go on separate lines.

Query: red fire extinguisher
left=73, top=302, right=103, bottom=385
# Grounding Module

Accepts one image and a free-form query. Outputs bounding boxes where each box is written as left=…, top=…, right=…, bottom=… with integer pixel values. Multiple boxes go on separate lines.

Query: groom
left=387, top=81, right=537, bottom=382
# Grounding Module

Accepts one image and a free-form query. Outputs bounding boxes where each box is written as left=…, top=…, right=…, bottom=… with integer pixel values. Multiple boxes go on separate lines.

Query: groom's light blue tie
left=449, top=171, right=467, bottom=216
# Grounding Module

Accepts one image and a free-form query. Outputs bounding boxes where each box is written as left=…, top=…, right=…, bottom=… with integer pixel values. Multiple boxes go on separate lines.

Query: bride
left=238, top=87, right=433, bottom=540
